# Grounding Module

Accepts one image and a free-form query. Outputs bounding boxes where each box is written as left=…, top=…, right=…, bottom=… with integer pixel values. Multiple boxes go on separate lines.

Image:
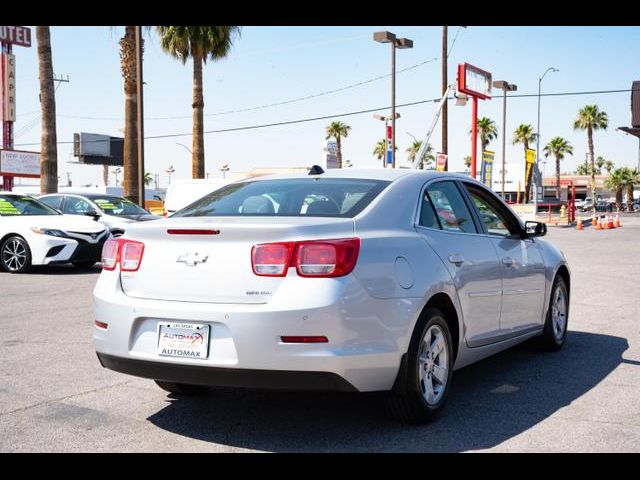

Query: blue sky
left=9, top=25, right=640, bottom=187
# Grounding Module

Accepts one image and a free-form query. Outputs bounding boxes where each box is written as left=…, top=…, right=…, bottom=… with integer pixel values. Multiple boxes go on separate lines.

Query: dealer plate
left=157, top=322, right=210, bottom=359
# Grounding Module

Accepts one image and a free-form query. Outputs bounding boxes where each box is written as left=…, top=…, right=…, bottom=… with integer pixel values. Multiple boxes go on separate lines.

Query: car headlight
left=30, top=227, right=65, bottom=237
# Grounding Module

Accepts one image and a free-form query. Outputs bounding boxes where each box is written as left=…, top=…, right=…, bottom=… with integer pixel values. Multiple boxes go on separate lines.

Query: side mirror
left=84, top=209, right=101, bottom=220
left=524, top=220, right=546, bottom=238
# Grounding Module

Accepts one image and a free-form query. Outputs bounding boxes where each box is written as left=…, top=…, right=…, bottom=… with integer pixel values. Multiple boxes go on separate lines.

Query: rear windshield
left=0, top=194, right=61, bottom=216
left=174, top=178, right=390, bottom=218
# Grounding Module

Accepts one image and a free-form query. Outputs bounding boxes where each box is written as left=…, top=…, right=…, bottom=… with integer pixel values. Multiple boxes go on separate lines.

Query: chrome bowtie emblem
left=176, top=253, right=209, bottom=266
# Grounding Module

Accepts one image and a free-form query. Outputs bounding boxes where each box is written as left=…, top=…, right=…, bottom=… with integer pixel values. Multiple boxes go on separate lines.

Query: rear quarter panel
left=353, top=174, right=462, bottom=357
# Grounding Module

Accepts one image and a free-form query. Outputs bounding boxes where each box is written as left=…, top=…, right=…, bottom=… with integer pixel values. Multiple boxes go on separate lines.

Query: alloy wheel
left=418, top=324, right=449, bottom=406
left=551, top=285, right=567, bottom=340
left=2, top=239, right=27, bottom=272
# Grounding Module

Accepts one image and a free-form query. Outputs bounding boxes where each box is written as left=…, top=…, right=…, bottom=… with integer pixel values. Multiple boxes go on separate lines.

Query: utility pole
left=135, top=26, right=145, bottom=208
left=442, top=26, right=448, bottom=170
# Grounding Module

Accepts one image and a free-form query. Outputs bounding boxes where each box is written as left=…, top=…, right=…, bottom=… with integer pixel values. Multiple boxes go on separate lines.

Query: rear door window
left=423, top=181, right=477, bottom=234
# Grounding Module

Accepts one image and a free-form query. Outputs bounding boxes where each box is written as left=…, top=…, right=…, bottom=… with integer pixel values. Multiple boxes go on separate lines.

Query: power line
left=14, top=88, right=632, bottom=148
left=53, top=57, right=440, bottom=122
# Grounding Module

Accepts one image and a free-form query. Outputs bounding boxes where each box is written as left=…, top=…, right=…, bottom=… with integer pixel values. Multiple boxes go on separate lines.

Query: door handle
left=448, top=254, right=465, bottom=266
left=502, top=256, right=514, bottom=267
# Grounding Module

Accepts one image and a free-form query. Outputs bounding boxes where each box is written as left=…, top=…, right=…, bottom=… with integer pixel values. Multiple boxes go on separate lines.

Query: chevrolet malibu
left=93, top=168, right=570, bottom=423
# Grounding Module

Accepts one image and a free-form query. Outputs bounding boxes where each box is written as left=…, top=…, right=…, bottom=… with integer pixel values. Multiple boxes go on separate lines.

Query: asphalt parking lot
left=1, top=218, right=639, bottom=452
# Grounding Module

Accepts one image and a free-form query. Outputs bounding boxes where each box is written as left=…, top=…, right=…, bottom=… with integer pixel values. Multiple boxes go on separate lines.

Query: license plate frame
left=157, top=322, right=210, bottom=360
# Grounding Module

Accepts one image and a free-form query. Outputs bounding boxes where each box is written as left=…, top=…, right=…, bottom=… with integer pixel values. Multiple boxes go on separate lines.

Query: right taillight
left=101, top=238, right=145, bottom=272
left=251, top=238, right=360, bottom=278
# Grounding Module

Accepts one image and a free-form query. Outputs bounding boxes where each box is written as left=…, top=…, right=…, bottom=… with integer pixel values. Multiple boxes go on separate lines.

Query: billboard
left=73, top=132, right=124, bottom=166
left=0, top=26, right=32, bottom=47
left=3, top=54, right=16, bottom=122
left=0, top=149, right=40, bottom=177
left=481, top=150, right=494, bottom=188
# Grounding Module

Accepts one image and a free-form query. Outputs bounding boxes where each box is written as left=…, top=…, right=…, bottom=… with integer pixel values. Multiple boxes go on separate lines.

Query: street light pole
left=374, top=31, right=413, bottom=169
left=391, top=42, right=396, bottom=168
left=442, top=26, right=448, bottom=169
left=493, top=80, right=517, bottom=199
left=536, top=67, right=558, bottom=205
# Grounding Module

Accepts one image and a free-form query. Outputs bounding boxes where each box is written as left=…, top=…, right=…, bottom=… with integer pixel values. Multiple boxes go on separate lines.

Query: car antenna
left=308, top=165, right=325, bottom=175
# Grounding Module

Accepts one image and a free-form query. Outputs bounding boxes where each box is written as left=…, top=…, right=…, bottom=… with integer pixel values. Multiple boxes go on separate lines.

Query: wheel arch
left=392, top=291, right=461, bottom=394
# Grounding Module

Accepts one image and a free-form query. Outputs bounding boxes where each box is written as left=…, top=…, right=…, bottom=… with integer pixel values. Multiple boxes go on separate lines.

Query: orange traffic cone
left=576, top=216, right=583, bottom=231
left=595, top=217, right=603, bottom=230
left=607, top=215, right=614, bottom=229
left=615, top=214, right=621, bottom=228
left=592, top=216, right=598, bottom=226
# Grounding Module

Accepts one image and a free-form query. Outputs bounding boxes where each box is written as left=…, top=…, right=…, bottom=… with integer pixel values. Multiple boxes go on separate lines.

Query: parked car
left=0, top=192, right=110, bottom=273
left=163, top=178, right=238, bottom=216
left=93, top=169, right=570, bottom=423
left=38, top=193, right=161, bottom=237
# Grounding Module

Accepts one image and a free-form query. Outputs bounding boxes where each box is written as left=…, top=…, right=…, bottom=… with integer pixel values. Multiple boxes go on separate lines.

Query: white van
left=164, top=178, right=238, bottom=216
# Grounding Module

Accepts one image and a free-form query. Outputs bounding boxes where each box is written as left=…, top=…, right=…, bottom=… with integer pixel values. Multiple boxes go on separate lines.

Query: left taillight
left=101, top=238, right=145, bottom=272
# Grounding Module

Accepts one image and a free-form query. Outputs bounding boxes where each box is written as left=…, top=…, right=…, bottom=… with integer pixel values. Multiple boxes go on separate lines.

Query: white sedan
left=0, top=192, right=110, bottom=273
left=93, top=168, right=570, bottom=423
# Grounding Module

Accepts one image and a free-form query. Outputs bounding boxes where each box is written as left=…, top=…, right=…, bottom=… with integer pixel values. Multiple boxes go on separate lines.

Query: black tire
left=535, top=276, right=569, bottom=351
left=73, top=261, right=97, bottom=268
left=154, top=380, right=210, bottom=396
left=1, top=235, right=33, bottom=274
left=385, top=307, right=454, bottom=424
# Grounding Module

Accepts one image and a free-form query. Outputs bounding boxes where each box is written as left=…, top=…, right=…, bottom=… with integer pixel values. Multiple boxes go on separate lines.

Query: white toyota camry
left=0, top=192, right=110, bottom=273
left=93, top=168, right=570, bottom=423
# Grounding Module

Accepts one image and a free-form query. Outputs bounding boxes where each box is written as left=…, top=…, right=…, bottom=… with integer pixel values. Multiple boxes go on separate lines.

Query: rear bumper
left=96, top=352, right=357, bottom=392
left=93, top=270, right=424, bottom=392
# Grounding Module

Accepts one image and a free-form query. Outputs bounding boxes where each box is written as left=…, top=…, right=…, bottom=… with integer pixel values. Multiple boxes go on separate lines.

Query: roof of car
left=237, top=168, right=475, bottom=183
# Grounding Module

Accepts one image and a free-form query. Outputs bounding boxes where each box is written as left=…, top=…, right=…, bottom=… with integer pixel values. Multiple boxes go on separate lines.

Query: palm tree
left=512, top=124, right=537, bottom=202
left=472, top=117, right=498, bottom=152
left=143, top=172, right=153, bottom=186
left=157, top=26, right=241, bottom=179
left=373, top=139, right=386, bottom=161
left=543, top=137, right=573, bottom=198
left=604, top=167, right=626, bottom=210
left=36, top=27, right=58, bottom=194
left=596, top=156, right=606, bottom=172
left=621, top=168, right=639, bottom=211
left=373, top=139, right=397, bottom=162
left=604, top=160, right=615, bottom=174
left=406, top=140, right=435, bottom=169
left=325, top=121, right=351, bottom=169
left=574, top=105, right=608, bottom=212
left=118, top=26, right=141, bottom=202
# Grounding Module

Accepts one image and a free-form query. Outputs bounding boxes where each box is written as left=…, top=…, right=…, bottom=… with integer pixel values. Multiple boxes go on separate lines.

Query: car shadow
left=31, top=264, right=102, bottom=275
left=147, top=331, right=629, bottom=452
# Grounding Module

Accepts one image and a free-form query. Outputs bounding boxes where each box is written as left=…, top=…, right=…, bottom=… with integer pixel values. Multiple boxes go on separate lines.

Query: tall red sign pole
left=1, top=42, right=13, bottom=191
left=457, top=63, right=492, bottom=181
left=470, top=96, right=478, bottom=179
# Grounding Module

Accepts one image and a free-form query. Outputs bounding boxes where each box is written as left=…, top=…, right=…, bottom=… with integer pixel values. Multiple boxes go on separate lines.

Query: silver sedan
left=93, top=168, right=570, bottom=423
